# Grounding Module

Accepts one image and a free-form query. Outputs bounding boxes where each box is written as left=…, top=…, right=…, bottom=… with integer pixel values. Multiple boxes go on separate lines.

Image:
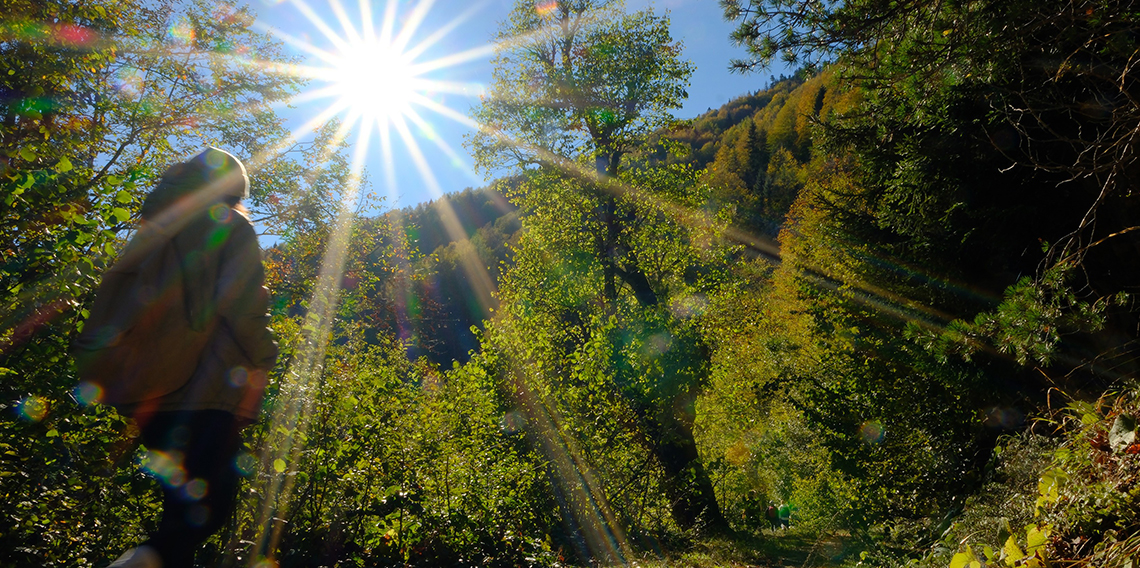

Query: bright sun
left=257, top=0, right=493, bottom=205
left=328, top=38, right=418, bottom=122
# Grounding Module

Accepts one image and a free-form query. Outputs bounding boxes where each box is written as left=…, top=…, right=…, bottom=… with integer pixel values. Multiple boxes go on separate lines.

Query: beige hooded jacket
left=129, top=152, right=278, bottom=420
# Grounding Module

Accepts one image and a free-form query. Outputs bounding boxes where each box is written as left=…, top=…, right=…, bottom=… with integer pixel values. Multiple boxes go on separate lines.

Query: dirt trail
left=761, top=532, right=851, bottom=567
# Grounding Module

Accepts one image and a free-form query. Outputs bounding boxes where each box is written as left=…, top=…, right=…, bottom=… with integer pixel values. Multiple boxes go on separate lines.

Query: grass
left=630, top=529, right=854, bottom=567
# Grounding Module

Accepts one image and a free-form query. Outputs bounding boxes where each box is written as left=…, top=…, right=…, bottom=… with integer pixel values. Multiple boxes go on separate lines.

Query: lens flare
left=167, top=19, right=195, bottom=45
left=984, top=406, right=1024, bottom=430
left=142, top=450, right=187, bottom=488
left=500, top=410, right=525, bottom=434
left=184, top=478, right=210, bottom=500
left=73, top=381, right=103, bottom=406
left=187, top=504, right=211, bottom=526
left=235, top=452, right=257, bottom=476
left=17, top=396, right=48, bottom=422
left=860, top=420, right=886, bottom=444
left=228, top=366, right=249, bottom=387
left=54, top=24, right=97, bottom=46
left=536, top=0, right=558, bottom=17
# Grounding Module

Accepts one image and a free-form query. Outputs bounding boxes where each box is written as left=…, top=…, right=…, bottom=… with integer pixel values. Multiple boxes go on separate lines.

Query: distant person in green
left=107, top=148, right=278, bottom=568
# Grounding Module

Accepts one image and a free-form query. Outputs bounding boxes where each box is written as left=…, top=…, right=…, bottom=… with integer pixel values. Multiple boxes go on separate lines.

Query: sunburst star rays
left=234, top=0, right=503, bottom=562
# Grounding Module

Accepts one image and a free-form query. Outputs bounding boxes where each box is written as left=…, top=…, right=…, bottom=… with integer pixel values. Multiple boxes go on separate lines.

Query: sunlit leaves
left=226, top=330, right=557, bottom=565
left=469, top=0, right=693, bottom=173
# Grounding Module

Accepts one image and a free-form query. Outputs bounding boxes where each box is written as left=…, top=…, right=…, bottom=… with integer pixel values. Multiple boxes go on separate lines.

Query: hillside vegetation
left=2, top=0, right=1139, bottom=566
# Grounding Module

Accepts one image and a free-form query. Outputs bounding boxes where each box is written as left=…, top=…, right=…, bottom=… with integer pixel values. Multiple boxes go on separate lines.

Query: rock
left=1108, top=414, right=1137, bottom=453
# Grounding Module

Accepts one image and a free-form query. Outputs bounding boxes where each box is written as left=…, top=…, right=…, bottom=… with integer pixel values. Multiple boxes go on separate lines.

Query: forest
left=2, top=0, right=1139, bottom=566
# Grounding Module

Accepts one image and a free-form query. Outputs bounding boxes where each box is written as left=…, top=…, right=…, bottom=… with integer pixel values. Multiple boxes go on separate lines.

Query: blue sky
left=252, top=0, right=788, bottom=210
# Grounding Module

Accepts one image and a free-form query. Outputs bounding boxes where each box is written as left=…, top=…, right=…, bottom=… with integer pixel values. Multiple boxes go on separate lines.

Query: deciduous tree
left=470, top=0, right=731, bottom=536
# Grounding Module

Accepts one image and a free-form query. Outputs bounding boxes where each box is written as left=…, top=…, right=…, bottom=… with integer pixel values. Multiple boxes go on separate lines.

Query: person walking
left=104, top=148, right=278, bottom=568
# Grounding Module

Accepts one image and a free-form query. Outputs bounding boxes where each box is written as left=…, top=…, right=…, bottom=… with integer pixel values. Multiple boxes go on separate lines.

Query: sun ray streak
left=392, top=0, right=437, bottom=52
left=376, top=118, right=400, bottom=204
left=288, top=0, right=353, bottom=52
left=407, top=43, right=498, bottom=75
left=284, top=84, right=349, bottom=105
left=390, top=116, right=442, bottom=198
left=391, top=116, right=499, bottom=311
left=408, top=94, right=482, bottom=129
left=497, top=318, right=633, bottom=563
left=408, top=19, right=606, bottom=75
left=251, top=24, right=340, bottom=65
left=408, top=78, right=484, bottom=96
left=326, top=0, right=362, bottom=44
left=471, top=105, right=986, bottom=336
left=401, top=1, right=486, bottom=62
left=254, top=113, right=368, bottom=562
left=378, top=0, right=399, bottom=45
left=401, top=107, right=480, bottom=184
left=285, top=99, right=355, bottom=139
left=357, top=0, right=375, bottom=41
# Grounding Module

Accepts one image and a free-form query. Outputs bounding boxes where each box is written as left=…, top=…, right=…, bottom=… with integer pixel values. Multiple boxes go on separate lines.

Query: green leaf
left=1025, top=524, right=1049, bottom=554
left=115, top=190, right=132, bottom=204
left=19, top=147, right=35, bottom=161
left=1003, top=535, right=1024, bottom=565
left=949, top=546, right=984, bottom=568
left=949, top=550, right=972, bottom=568
left=1037, top=469, right=1065, bottom=507
left=56, top=157, right=73, bottom=173
left=45, top=429, right=59, bottom=438
left=273, top=458, right=286, bottom=473
left=111, top=207, right=130, bottom=224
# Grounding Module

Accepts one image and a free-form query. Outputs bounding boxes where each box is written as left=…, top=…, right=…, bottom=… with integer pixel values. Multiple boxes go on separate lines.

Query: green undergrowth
left=629, top=528, right=855, bottom=567
left=854, top=386, right=1140, bottom=568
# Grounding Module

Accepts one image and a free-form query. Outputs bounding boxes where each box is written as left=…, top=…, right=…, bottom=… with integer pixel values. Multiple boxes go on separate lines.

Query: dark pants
left=137, top=410, right=246, bottom=568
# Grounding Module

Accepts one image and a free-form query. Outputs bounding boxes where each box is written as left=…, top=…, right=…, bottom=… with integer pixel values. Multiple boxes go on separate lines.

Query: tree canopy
left=4, top=0, right=1140, bottom=565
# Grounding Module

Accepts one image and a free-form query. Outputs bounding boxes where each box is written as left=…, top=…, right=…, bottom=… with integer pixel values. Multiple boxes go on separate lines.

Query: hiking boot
left=107, top=546, right=162, bottom=568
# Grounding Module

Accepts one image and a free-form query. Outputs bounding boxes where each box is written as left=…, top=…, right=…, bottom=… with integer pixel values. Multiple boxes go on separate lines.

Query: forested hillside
left=3, top=0, right=1139, bottom=566
left=385, top=74, right=818, bottom=366
left=269, top=186, right=521, bottom=366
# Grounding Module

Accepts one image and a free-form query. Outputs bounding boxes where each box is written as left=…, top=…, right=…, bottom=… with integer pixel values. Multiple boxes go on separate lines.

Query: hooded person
left=108, top=148, right=278, bottom=568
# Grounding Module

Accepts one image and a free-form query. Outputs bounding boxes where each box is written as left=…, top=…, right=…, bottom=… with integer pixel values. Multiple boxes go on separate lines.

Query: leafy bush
left=196, top=320, right=563, bottom=568
left=0, top=400, right=159, bottom=566
left=904, top=388, right=1140, bottom=568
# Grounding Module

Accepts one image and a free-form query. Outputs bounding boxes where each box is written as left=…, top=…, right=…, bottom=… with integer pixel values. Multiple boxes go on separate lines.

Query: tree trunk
left=596, top=151, right=619, bottom=309
left=613, top=266, right=725, bottom=534
left=650, top=393, right=730, bottom=534
left=594, top=147, right=726, bottom=534
left=602, top=193, right=618, bottom=307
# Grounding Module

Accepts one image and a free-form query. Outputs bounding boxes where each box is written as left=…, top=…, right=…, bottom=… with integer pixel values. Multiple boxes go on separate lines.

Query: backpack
left=73, top=226, right=215, bottom=408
